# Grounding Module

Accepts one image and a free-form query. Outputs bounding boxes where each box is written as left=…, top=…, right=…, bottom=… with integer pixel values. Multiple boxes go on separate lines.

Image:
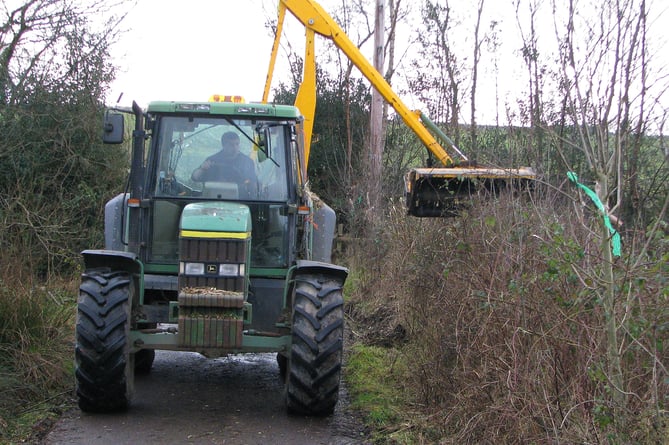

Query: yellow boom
left=263, top=0, right=536, bottom=216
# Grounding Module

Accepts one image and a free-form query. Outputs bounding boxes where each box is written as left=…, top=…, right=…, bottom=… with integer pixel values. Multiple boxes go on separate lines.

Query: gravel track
left=44, top=351, right=369, bottom=445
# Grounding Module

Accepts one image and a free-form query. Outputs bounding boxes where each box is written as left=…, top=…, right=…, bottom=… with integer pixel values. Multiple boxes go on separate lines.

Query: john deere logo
left=206, top=264, right=217, bottom=274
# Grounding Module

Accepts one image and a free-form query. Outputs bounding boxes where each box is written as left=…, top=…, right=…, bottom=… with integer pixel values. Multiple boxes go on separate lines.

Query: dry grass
left=346, top=188, right=668, bottom=444
left=0, top=269, right=76, bottom=442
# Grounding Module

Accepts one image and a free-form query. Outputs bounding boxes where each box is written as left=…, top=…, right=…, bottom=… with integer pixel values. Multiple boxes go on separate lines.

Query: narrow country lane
left=44, top=351, right=369, bottom=445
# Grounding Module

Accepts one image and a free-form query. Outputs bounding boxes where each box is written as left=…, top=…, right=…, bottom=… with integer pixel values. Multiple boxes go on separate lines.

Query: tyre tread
left=286, top=272, right=344, bottom=416
left=75, top=270, right=132, bottom=413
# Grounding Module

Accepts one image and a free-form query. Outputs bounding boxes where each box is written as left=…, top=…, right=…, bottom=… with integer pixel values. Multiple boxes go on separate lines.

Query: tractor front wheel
left=75, top=269, right=134, bottom=412
left=285, top=272, right=344, bottom=416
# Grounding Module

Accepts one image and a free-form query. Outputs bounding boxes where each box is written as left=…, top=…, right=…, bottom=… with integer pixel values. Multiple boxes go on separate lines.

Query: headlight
left=182, top=262, right=205, bottom=275
left=219, top=264, right=245, bottom=277
left=180, top=262, right=245, bottom=277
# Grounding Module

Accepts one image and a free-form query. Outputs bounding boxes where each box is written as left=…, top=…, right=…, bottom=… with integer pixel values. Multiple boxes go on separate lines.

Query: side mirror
left=103, top=113, right=125, bottom=144
left=255, top=125, right=272, bottom=162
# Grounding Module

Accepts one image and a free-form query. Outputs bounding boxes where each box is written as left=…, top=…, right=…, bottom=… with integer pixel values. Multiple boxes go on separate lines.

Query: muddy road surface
left=45, top=351, right=369, bottom=445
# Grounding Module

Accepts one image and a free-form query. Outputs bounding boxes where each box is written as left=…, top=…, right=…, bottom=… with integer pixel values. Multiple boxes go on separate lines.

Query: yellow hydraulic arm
left=262, top=0, right=460, bottom=168
left=263, top=0, right=536, bottom=216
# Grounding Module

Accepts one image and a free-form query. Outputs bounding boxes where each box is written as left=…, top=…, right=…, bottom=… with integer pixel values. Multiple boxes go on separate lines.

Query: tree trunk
left=470, top=0, right=485, bottom=154
left=366, top=0, right=385, bottom=229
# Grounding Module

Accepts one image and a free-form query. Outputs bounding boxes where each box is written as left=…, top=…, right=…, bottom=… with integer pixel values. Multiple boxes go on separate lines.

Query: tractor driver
left=191, top=131, right=258, bottom=198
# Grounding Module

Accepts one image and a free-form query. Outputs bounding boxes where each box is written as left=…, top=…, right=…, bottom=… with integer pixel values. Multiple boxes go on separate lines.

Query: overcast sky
left=108, top=0, right=667, bottom=128
left=107, top=0, right=513, bottom=119
left=108, top=0, right=278, bottom=107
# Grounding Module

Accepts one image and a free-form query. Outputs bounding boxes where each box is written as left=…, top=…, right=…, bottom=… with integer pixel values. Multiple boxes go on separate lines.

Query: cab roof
left=146, top=100, right=301, bottom=119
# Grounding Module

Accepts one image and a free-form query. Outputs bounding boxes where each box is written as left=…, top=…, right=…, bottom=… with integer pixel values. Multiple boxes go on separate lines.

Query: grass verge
left=344, top=192, right=669, bottom=443
left=0, top=279, right=75, bottom=443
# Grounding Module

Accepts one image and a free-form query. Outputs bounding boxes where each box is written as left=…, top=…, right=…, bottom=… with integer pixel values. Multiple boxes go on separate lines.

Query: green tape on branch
left=567, top=172, right=622, bottom=257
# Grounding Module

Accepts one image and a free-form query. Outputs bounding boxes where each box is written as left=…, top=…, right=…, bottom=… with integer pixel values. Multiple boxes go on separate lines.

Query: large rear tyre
left=75, top=269, right=134, bottom=413
left=285, top=272, right=344, bottom=416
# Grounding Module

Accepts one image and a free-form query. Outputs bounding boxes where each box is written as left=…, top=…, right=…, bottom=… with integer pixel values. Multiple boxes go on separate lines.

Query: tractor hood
left=180, top=202, right=251, bottom=235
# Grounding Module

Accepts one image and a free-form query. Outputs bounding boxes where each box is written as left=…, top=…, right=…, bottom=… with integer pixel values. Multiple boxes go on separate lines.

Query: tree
left=367, top=0, right=385, bottom=224
left=0, top=0, right=129, bottom=278
left=551, top=0, right=668, bottom=435
left=409, top=0, right=464, bottom=151
left=1, top=0, right=126, bottom=105
left=513, top=0, right=546, bottom=170
left=364, top=0, right=406, bottom=231
left=469, top=0, right=485, bottom=153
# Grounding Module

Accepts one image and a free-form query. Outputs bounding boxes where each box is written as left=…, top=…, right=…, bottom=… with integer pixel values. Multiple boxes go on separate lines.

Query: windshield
left=154, top=116, right=288, bottom=201
left=149, top=115, right=291, bottom=268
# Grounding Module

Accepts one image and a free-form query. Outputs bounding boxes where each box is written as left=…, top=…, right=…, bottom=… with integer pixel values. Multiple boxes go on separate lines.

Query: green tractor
left=75, top=99, right=347, bottom=416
